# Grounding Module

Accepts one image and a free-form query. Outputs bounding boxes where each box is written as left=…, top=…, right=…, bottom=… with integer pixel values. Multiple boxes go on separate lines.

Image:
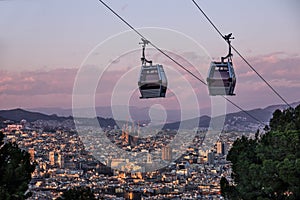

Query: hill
left=0, top=108, right=72, bottom=122
left=163, top=102, right=300, bottom=131
left=0, top=108, right=118, bottom=129
left=1, top=101, right=299, bottom=130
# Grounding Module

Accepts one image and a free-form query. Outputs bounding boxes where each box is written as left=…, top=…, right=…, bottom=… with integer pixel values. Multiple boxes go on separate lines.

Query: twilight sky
left=0, top=0, right=300, bottom=116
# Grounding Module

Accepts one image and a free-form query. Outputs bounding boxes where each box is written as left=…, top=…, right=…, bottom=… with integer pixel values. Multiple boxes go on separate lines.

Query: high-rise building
left=121, top=121, right=138, bottom=146
left=162, top=146, right=172, bottom=161
left=216, top=141, right=225, bottom=155
left=28, top=148, right=35, bottom=162
left=207, top=152, right=215, bottom=165
left=198, top=149, right=209, bottom=163
left=49, top=151, right=55, bottom=166
left=147, top=153, right=152, bottom=164
left=57, top=153, right=64, bottom=168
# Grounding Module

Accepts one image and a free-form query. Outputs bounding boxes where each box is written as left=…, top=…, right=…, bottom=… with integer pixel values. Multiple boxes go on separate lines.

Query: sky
left=0, top=0, right=300, bottom=117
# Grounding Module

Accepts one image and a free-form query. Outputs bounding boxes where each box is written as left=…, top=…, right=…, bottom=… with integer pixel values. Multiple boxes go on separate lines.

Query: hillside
left=0, top=108, right=118, bottom=129
left=162, top=102, right=300, bottom=131
left=0, top=108, right=72, bottom=122
left=1, top=101, right=299, bottom=130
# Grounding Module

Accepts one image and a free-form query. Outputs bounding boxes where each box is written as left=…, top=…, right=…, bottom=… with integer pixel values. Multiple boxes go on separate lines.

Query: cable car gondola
left=207, top=33, right=236, bottom=96
left=138, top=39, right=168, bottom=99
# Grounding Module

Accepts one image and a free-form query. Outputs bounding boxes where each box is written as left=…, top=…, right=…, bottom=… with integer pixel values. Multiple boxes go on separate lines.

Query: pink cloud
left=0, top=52, right=299, bottom=111
left=0, top=94, right=73, bottom=109
left=239, top=71, right=255, bottom=78
left=0, top=68, right=77, bottom=95
left=234, top=53, right=300, bottom=81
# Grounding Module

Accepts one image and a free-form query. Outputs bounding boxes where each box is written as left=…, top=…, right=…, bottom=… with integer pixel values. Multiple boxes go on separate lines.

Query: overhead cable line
left=191, top=0, right=292, bottom=108
left=98, top=0, right=266, bottom=126
left=98, top=0, right=206, bottom=85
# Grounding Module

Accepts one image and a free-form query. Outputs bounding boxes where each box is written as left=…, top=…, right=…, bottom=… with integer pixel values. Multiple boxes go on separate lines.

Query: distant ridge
left=163, top=115, right=211, bottom=130
left=26, top=101, right=300, bottom=121
left=0, top=108, right=72, bottom=122
left=0, top=108, right=118, bottom=128
left=263, top=101, right=300, bottom=112
left=27, top=106, right=183, bottom=123
left=163, top=102, right=300, bottom=130
left=1, top=101, right=299, bottom=130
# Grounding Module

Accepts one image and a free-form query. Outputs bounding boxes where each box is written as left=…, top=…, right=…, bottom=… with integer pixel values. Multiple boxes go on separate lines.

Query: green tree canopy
left=0, top=131, right=35, bottom=200
left=222, top=105, right=300, bottom=200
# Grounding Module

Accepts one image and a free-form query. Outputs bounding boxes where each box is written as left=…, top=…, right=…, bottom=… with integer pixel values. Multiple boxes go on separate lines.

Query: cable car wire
left=98, top=0, right=267, bottom=126
left=98, top=1, right=208, bottom=84
left=191, top=0, right=292, bottom=108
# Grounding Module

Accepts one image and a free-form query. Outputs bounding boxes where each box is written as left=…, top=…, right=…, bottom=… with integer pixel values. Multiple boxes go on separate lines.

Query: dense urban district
left=0, top=104, right=299, bottom=200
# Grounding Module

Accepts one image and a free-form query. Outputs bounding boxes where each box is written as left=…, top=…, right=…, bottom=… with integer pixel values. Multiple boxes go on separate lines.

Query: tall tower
left=57, top=152, right=64, bottom=168
left=162, top=146, right=172, bottom=161
left=137, top=121, right=140, bottom=137
left=199, top=149, right=209, bottom=162
left=49, top=151, right=55, bottom=166
left=208, top=152, right=215, bottom=165
left=28, top=148, right=35, bottom=162
left=121, top=122, right=130, bottom=145
left=132, top=121, right=135, bottom=133
left=147, top=153, right=152, bottom=164
left=216, top=141, right=225, bottom=155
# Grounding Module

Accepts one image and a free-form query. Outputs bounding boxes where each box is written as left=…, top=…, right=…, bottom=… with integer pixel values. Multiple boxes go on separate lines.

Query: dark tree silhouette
left=0, top=131, right=35, bottom=200
left=221, top=105, right=300, bottom=200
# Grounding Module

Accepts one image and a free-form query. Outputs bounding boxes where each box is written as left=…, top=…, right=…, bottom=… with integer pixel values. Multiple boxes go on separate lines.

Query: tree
left=0, top=131, right=35, bottom=200
left=220, top=177, right=239, bottom=200
left=221, top=105, right=300, bottom=199
left=57, top=187, right=96, bottom=200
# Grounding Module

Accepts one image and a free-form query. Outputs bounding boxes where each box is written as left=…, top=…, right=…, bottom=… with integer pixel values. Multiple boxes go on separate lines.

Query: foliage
left=221, top=105, right=300, bottom=199
left=220, top=177, right=239, bottom=200
left=0, top=131, right=35, bottom=200
left=57, top=187, right=96, bottom=200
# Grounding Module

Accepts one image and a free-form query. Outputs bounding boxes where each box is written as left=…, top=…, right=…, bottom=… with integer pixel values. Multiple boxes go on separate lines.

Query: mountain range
left=25, top=106, right=184, bottom=123
left=0, top=101, right=299, bottom=131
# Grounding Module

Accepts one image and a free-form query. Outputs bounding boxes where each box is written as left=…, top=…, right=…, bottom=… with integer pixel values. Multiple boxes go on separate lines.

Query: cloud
left=239, top=71, right=255, bottom=78
left=235, top=52, right=300, bottom=81
left=229, top=52, right=300, bottom=108
left=0, top=68, right=77, bottom=95
left=0, top=52, right=299, bottom=110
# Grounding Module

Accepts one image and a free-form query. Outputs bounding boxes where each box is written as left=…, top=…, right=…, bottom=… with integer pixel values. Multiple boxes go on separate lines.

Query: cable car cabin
left=207, top=61, right=236, bottom=96
left=138, top=64, right=167, bottom=99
